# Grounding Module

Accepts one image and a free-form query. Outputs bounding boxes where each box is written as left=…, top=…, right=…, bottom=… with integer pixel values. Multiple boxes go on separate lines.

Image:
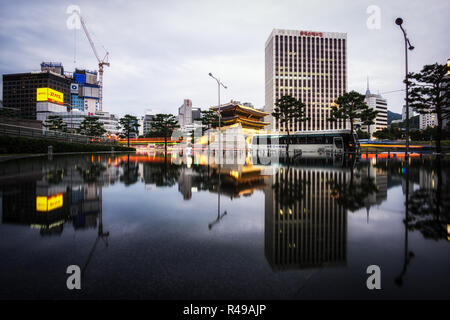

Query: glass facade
left=71, top=94, right=84, bottom=111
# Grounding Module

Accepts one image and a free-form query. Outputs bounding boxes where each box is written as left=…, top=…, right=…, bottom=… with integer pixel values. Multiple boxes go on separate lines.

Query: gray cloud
left=0, top=0, right=448, bottom=117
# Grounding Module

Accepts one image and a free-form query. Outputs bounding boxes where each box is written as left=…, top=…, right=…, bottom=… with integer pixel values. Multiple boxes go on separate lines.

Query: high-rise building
left=40, top=62, right=64, bottom=75
left=192, top=107, right=201, bottom=121
left=402, top=105, right=414, bottom=121
left=419, top=113, right=437, bottom=130
left=363, top=82, right=388, bottom=135
left=2, top=63, right=71, bottom=120
left=70, top=69, right=100, bottom=114
left=265, top=29, right=348, bottom=132
left=141, top=112, right=155, bottom=136
left=178, top=99, right=192, bottom=128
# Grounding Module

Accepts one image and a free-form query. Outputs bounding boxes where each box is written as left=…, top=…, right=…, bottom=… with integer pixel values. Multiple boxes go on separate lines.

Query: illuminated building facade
left=265, top=29, right=348, bottom=132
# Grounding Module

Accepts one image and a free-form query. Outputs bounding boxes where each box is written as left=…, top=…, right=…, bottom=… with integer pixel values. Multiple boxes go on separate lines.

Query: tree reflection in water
left=407, top=157, right=450, bottom=241
left=327, top=162, right=379, bottom=213
left=77, top=163, right=106, bottom=184
left=272, top=167, right=309, bottom=208
left=120, top=154, right=140, bottom=186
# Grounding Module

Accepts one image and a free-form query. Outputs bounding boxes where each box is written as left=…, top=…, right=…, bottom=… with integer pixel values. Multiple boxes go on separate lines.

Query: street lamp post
left=395, top=18, right=414, bottom=156
left=208, top=73, right=227, bottom=155
left=209, top=73, right=227, bottom=225
left=62, top=103, right=75, bottom=132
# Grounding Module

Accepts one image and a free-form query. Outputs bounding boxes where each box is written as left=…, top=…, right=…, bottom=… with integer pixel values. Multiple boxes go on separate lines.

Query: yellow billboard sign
left=36, top=194, right=63, bottom=212
left=36, top=88, right=64, bottom=105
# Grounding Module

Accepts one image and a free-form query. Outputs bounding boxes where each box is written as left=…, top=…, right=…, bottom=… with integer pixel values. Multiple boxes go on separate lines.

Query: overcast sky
left=0, top=0, right=448, bottom=117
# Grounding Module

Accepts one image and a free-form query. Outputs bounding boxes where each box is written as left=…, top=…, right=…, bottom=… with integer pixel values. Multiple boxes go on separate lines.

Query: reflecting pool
left=0, top=152, right=449, bottom=299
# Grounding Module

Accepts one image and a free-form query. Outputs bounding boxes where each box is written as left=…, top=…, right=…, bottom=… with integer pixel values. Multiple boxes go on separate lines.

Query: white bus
left=250, top=130, right=360, bottom=154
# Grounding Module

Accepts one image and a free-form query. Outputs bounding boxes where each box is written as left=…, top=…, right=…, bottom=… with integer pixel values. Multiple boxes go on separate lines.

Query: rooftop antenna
left=365, top=76, right=371, bottom=96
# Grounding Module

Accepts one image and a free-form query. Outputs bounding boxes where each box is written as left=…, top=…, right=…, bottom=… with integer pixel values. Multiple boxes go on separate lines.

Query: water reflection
left=1, top=152, right=446, bottom=241
left=372, top=156, right=450, bottom=240
left=264, top=161, right=349, bottom=271
left=407, top=157, right=450, bottom=240
left=0, top=151, right=449, bottom=299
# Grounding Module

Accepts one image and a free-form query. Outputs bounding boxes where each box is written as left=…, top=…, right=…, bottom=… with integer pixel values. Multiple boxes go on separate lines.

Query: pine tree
left=271, top=95, right=309, bottom=154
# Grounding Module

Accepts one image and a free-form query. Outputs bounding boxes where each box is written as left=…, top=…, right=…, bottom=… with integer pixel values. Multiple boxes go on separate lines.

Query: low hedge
left=0, top=135, right=135, bottom=154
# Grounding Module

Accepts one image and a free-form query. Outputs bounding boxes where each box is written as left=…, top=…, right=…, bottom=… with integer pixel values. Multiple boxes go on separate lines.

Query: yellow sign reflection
left=36, top=194, right=63, bottom=212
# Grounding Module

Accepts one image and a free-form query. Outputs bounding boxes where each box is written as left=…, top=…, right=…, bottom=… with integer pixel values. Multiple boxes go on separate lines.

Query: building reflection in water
left=4, top=151, right=446, bottom=279
left=0, top=155, right=120, bottom=236
left=263, top=157, right=351, bottom=271
left=125, top=151, right=395, bottom=272
left=373, top=155, right=450, bottom=241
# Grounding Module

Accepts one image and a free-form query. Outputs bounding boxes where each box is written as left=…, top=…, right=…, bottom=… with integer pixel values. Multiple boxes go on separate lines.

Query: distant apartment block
left=38, top=110, right=119, bottom=136
left=419, top=113, right=438, bottom=130
left=402, top=105, right=414, bottom=121
left=192, top=107, right=201, bottom=122
left=178, top=99, right=192, bottom=128
left=363, top=85, right=388, bottom=135
left=141, top=112, right=155, bottom=136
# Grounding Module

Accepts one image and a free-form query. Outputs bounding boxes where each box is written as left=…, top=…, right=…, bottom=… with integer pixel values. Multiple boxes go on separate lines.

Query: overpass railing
left=0, top=122, right=116, bottom=145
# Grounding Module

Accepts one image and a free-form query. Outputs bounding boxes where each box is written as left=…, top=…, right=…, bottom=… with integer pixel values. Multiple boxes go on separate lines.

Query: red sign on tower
left=300, top=31, right=323, bottom=37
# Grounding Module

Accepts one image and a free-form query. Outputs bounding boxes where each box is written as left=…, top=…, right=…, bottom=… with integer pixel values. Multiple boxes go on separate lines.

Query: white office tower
left=364, top=82, right=388, bottom=136
left=265, top=29, right=348, bottom=132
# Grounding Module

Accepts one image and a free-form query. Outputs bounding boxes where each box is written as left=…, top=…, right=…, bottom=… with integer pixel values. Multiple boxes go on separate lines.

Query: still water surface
left=0, top=152, right=449, bottom=299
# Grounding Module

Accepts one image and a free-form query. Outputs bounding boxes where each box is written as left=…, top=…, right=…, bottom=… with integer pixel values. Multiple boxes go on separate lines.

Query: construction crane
left=73, top=10, right=110, bottom=111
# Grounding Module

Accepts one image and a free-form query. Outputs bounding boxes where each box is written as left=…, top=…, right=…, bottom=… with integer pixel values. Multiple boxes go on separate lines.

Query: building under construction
left=70, top=68, right=100, bottom=114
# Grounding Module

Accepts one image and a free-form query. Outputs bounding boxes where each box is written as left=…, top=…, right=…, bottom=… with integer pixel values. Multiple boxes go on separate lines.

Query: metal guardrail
left=0, top=122, right=116, bottom=145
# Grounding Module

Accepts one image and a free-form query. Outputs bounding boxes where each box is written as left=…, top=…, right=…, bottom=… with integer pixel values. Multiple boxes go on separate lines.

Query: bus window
left=308, top=136, right=322, bottom=144
left=271, top=136, right=278, bottom=145
left=340, top=133, right=354, bottom=151
left=298, top=136, right=307, bottom=144
left=334, top=137, right=343, bottom=149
